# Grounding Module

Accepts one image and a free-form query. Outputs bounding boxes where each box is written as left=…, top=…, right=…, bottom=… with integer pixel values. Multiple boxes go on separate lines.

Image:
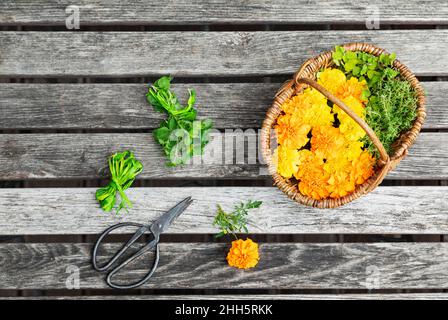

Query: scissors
left=92, top=196, right=193, bottom=289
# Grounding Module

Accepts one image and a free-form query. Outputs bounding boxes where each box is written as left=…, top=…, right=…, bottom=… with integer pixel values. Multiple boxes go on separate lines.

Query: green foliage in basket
left=332, top=46, right=417, bottom=156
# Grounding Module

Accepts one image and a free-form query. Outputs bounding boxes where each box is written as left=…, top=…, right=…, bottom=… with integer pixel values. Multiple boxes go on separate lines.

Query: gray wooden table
left=1, top=1, right=448, bottom=300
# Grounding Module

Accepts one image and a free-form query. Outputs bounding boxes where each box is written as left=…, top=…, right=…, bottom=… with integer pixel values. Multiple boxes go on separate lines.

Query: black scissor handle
left=106, top=239, right=160, bottom=290
left=92, top=222, right=148, bottom=272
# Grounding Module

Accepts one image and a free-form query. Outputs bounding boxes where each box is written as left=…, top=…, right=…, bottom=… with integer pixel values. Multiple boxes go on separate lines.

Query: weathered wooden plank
left=1, top=187, right=447, bottom=235
left=0, top=132, right=445, bottom=180
left=1, top=0, right=447, bottom=25
left=0, top=31, right=447, bottom=77
left=1, top=243, right=448, bottom=289
left=4, top=293, right=448, bottom=300
left=0, top=82, right=445, bottom=130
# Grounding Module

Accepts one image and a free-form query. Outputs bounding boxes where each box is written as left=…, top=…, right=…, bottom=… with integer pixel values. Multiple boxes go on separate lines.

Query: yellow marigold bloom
left=339, top=119, right=366, bottom=141
left=273, top=145, right=300, bottom=179
left=294, top=149, right=322, bottom=180
left=311, top=126, right=345, bottom=160
left=343, top=140, right=364, bottom=161
left=226, top=238, right=259, bottom=269
left=335, top=96, right=366, bottom=141
left=326, top=174, right=356, bottom=198
left=298, top=163, right=331, bottom=200
left=334, top=95, right=365, bottom=120
left=317, top=68, right=346, bottom=94
left=350, top=150, right=376, bottom=185
left=281, top=89, right=333, bottom=127
left=323, top=153, right=351, bottom=181
left=336, top=77, right=367, bottom=102
left=276, top=113, right=311, bottom=150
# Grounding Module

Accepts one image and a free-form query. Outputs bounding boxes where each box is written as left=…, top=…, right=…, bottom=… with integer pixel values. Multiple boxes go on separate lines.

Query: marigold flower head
left=281, top=89, right=333, bottom=128
left=334, top=95, right=365, bottom=121
left=323, top=153, right=351, bottom=181
left=294, top=149, right=323, bottom=180
left=336, top=77, right=368, bottom=102
left=326, top=174, right=356, bottom=198
left=317, top=68, right=346, bottom=94
left=276, top=113, right=311, bottom=150
left=226, top=238, right=259, bottom=269
left=273, top=145, right=300, bottom=179
left=311, top=126, right=345, bottom=160
left=343, top=140, right=364, bottom=161
left=350, top=150, right=376, bottom=185
left=298, top=163, right=330, bottom=200
left=335, top=96, right=366, bottom=141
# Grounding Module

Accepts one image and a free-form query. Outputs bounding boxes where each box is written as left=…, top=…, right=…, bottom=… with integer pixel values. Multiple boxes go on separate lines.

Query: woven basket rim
left=260, top=42, right=426, bottom=209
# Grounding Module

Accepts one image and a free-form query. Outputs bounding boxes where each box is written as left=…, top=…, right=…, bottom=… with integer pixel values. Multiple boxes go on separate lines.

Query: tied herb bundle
left=332, top=46, right=417, bottom=156
left=96, top=151, right=143, bottom=213
left=146, top=76, right=213, bottom=166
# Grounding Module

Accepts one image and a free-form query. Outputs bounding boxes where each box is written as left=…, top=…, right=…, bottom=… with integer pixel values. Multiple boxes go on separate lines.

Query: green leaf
left=154, top=76, right=172, bottom=91
left=153, top=126, right=171, bottom=144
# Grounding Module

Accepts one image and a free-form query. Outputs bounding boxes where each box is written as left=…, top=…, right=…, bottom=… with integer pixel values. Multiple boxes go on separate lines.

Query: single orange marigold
left=226, top=238, right=259, bottom=269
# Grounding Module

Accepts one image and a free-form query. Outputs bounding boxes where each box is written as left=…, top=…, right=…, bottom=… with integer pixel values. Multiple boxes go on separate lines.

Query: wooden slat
left=1, top=187, right=447, bottom=235
left=1, top=1, right=447, bottom=25
left=1, top=31, right=448, bottom=77
left=0, top=82, right=446, bottom=130
left=4, top=293, right=448, bottom=300
left=0, top=132, right=445, bottom=180
left=1, top=243, right=448, bottom=289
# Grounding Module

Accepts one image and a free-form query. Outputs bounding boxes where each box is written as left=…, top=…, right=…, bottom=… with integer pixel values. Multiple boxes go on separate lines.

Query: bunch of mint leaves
left=146, top=76, right=213, bottom=166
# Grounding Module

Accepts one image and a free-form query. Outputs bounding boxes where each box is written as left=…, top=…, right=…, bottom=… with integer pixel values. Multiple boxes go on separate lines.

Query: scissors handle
left=92, top=222, right=147, bottom=272
left=92, top=221, right=160, bottom=289
left=107, top=239, right=160, bottom=290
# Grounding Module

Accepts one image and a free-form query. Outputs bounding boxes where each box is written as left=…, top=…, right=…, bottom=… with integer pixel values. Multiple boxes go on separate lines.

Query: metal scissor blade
left=151, top=196, right=193, bottom=235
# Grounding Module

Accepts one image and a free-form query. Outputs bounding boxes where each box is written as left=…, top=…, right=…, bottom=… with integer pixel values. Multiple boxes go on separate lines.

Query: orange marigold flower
left=298, top=167, right=330, bottom=200
left=276, top=113, right=311, bottom=150
left=294, top=149, right=323, bottom=180
left=310, top=126, right=345, bottom=160
left=317, top=68, right=346, bottom=94
left=226, top=238, right=259, bottom=269
left=336, top=77, right=368, bottom=102
left=296, top=158, right=330, bottom=200
left=350, top=150, right=376, bottom=185
left=273, top=145, right=300, bottom=179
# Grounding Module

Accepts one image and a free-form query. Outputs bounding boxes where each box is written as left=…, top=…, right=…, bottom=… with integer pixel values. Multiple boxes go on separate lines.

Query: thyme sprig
left=213, top=200, right=262, bottom=239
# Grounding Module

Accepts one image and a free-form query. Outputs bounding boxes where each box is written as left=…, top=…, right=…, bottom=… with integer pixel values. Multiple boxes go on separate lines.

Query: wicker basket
left=261, top=43, right=426, bottom=208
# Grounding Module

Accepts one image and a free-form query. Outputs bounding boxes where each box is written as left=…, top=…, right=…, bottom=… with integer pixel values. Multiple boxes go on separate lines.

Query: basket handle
left=295, top=77, right=390, bottom=164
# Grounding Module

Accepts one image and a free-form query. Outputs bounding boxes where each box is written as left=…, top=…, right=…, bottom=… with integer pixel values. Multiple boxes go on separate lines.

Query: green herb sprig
left=213, top=200, right=262, bottom=239
left=96, top=150, right=143, bottom=213
left=146, top=76, right=213, bottom=166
